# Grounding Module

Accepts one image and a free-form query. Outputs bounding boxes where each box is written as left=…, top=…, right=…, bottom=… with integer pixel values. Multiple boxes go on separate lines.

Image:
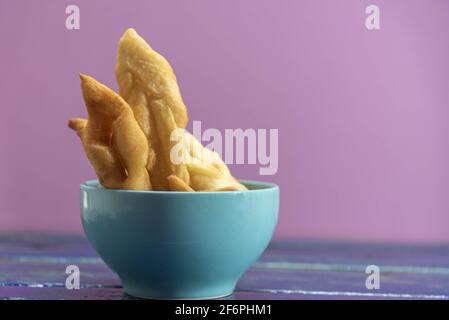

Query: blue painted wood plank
left=1, top=233, right=449, bottom=300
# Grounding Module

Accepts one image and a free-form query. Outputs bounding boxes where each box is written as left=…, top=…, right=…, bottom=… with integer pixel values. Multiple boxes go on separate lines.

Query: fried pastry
left=69, top=74, right=150, bottom=191
left=182, top=132, right=247, bottom=191
left=116, top=28, right=189, bottom=190
left=70, top=29, right=247, bottom=192
left=115, top=29, right=246, bottom=192
left=167, top=175, right=195, bottom=192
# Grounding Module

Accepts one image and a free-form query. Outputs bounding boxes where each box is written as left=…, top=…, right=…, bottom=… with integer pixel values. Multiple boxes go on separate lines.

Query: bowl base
left=122, top=281, right=236, bottom=300
left=124, top=290, right=234, bottom=300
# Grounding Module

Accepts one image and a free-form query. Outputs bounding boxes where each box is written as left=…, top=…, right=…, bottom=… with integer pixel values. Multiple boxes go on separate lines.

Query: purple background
left=1, top=0, right=449, bottom=243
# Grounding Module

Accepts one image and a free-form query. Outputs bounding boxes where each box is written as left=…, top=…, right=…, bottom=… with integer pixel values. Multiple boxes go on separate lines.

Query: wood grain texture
left=1, top=233, right=448, bottom=300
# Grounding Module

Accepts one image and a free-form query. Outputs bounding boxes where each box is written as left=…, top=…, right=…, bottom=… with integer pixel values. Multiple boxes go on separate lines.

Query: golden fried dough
left=182, top=132, right=247, bottom=191
left=116, top=28, right=190, bottom=190
left=70, top=29, right=247, bottom=193
left=115, top=29, right=245, bottom=192
left=69, top=74, right=150, bottom=191
left=167, top=175, right=195, bottom=192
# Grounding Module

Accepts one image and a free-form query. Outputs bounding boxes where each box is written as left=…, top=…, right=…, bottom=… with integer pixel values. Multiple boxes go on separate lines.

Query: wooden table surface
left=1, top=233, right=449, bottom=300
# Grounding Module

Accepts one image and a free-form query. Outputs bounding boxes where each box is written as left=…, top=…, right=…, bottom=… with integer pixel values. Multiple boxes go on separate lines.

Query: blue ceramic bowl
left=80, top=180, right=279, bottom=299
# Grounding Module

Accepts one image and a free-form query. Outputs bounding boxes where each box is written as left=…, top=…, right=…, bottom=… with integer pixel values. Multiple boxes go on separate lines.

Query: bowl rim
left=81, top=179, right=279, bottom=195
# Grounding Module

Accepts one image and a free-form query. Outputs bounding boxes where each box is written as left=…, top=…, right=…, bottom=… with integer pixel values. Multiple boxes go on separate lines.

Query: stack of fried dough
left=69, top=29, right=247, bottom=192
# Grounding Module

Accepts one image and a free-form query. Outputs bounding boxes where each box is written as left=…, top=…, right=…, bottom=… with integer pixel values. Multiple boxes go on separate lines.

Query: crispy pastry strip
left=167, top=175, right=195, bottom=192
left=182, top=132, right=247, bottom=191
left=116, top=29, right=246, bottom=192
left=68, top=74, right=151, bottom=191
left=116, top=28, right=190, bottom=190
left=70, top=30, right=246, bottom=192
